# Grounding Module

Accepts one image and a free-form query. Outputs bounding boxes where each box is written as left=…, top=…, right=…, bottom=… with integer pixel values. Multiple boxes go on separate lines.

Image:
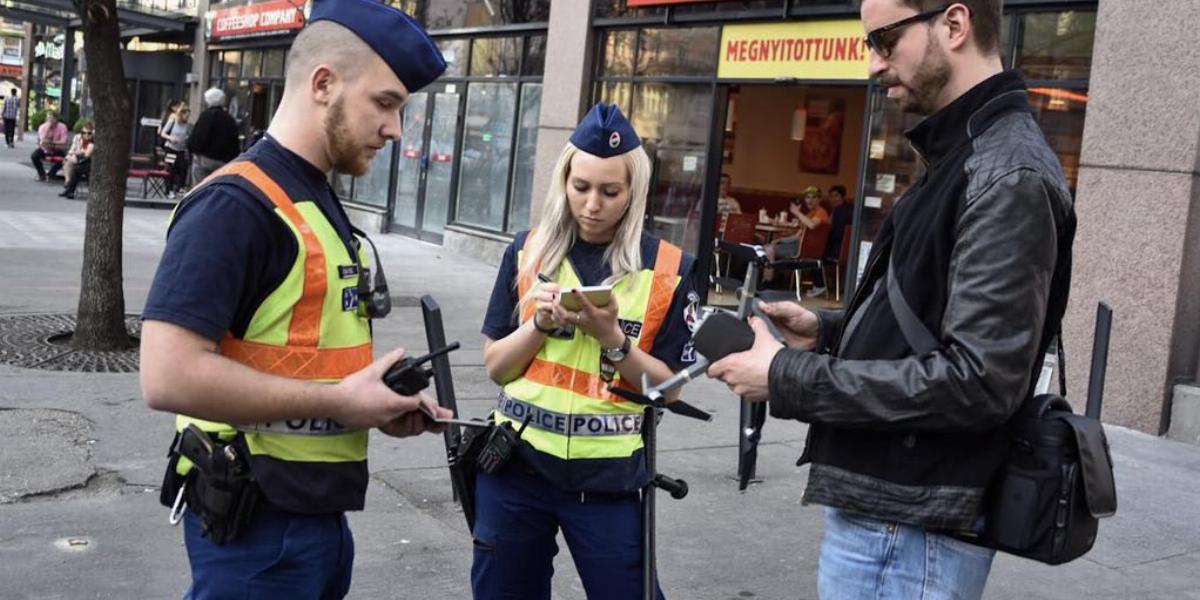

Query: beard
left=881, top=30, right=952, bottom=115
left=325, top=97, right=371, bottom=176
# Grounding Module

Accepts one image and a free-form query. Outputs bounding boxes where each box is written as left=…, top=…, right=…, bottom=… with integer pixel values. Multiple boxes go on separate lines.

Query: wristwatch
left=602, top=335, right=632, bottom=363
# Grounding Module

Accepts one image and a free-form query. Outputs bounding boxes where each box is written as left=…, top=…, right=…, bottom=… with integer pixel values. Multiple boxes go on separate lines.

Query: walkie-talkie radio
left=382, top=343, right=461, bottom=396
left=476, top=414, right=533, bottom=474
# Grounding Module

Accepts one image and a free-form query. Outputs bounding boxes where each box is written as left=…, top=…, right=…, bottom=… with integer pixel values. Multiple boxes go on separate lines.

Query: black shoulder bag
left=886, top=255, right=1117, bottom=565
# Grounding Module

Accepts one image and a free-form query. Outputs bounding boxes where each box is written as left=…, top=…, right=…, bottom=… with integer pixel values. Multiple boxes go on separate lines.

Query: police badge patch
left=342, top=287, right=359, bottom=312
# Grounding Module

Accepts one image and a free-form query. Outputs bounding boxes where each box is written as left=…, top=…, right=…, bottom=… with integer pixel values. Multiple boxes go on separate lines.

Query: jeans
left=182, top=507, right=354, bottom=600
left=3, top=118, right=14, bottom=146
left=818, top=508, right=995, bottom=600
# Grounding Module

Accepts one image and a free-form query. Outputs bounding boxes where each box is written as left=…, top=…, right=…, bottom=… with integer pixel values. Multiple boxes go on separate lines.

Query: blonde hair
left=517, top=142, right=653, bottom=312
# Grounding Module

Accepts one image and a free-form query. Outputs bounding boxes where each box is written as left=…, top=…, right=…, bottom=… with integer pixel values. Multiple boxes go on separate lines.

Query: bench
left=127, top=168, right=172, bottom=199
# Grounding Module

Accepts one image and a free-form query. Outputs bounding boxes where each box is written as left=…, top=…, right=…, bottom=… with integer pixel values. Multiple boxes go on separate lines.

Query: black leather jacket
left=767, top=71, right=1075, bottom=531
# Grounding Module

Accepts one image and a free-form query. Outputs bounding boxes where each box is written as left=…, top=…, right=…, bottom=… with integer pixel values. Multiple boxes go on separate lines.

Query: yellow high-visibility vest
left=495, top=232, right=683, bottom=492
left=171, top=160, right=374, bottom=514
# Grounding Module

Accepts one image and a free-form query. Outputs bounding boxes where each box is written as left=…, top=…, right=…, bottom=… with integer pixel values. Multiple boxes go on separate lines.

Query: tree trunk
left=71, top=0, right=133, bottom=351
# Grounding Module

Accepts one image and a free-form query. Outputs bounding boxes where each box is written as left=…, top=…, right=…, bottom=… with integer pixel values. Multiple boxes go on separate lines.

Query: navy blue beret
left=308, top=0, right=447, bottom=93
left=570, top=103, right=642, bottom=158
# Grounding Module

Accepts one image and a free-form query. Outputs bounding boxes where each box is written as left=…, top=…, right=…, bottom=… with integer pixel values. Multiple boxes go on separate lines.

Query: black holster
left=160, top=432, right=261, bottom=546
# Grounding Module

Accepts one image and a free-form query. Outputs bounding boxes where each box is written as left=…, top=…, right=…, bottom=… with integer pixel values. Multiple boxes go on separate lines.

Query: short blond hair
left=285, top=21, right=373, bottom=85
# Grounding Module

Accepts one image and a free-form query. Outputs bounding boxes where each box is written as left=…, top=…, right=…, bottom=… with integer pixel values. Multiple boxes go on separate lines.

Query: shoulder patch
left=683, top=290, right=701, bottom=333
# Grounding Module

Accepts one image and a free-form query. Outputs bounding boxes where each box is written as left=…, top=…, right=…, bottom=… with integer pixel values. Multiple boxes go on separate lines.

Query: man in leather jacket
left=709, top=1, right=1075, bottom=598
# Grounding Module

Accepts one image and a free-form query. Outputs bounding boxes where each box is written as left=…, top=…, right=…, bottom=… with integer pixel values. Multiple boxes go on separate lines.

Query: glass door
left=392, top=92, right=428, bottom=230
left=389, top=84, right=464, bottom=243
left=420, top=89, right=462, bottom=237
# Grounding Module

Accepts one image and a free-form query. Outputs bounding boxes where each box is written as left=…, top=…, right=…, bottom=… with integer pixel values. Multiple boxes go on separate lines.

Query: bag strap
left=886, top=254, right=939, bottom=355
left=1053, top=412, right=1118, bottom=518
left=1055, top=335, right=1067, bottom=397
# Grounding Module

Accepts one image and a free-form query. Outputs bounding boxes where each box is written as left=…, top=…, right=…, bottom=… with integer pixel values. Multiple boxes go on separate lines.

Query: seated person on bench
left=59, top=123, right=95, bottom=200
left=31, top=111, right=70, bottom=181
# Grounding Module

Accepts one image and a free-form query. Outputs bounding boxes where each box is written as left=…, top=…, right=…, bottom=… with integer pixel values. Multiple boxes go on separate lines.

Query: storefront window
left=596, top=81, right=632, bottom=114
left=600, top=29, right=635, bottom=77
left=425, top=0, right=550, bottom=30
left=230, top=80, right=253, bottom=138
left=262, top=48, right=285, bottom=78
left=631, top=83, right=713, bottom=251
left=392, top=93, right=428, bottom=229
left=857, top=88, right=924, bottom=276
left=507, top=84, right=542, bottom=233
left=523, top=34, right=546, bottom=76
left=1017, top=11, right=1096, bottom=81
left=1027, top=87, right=1087, bottom=194
left=470, top=36, right=521, bottom=77
left=352, top=143, right=395, bottom=208
left=222, top=51, right=240, bottom=80
left=1000, top=14, right=1013, bottom=68
left=241, top=49, right=262, bottom=79
left=331, top=173, right=353, bottom=201
left=456, top=82, right=518, bottom=230
left=438, top=39, right=469, bottom=78
left=636, top=27, right=720, bottom=77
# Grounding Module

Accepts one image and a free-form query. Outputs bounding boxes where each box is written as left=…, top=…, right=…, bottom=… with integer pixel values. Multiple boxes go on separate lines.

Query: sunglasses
left=865, top=4, right=951, bottom=59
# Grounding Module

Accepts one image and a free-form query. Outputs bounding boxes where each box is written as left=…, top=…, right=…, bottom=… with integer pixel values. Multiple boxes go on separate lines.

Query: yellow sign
left=719, top=20, right=870, bottom=81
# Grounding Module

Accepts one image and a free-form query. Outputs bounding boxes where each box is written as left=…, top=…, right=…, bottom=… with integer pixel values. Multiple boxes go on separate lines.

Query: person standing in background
left=160, top=105, right=192, bottom=198
left=187, top=88, right=241, bottom=183
left=2, top=89, right=19, bottom=148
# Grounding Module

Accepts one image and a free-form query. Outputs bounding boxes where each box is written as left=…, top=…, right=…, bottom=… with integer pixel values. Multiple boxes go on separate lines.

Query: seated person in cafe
left=60, top=121, right=95, bottom=186
left=763, top=185, right=829, bottom=282
left=717, top=173, right=743, bottom=214
left=31, top=111, right=71, bottom=182
left=58, top=123, right=95, bottom=200
left=807, top=184, right=853, bottom=297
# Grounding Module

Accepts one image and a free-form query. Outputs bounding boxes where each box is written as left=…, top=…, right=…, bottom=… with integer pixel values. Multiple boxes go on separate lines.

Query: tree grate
left=0, top=314, right=141, bottom=373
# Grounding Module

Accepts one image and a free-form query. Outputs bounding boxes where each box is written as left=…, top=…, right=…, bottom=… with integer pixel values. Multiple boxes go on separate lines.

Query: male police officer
left=709, top=1, right=1075, bottom=598
left=140, top=0, right=450, bottom=597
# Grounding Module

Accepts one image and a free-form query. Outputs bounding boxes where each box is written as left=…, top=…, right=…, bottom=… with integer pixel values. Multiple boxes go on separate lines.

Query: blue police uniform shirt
left=143, top=136, right=357, bottom=341
left=482, top=230, right=700, bottom=372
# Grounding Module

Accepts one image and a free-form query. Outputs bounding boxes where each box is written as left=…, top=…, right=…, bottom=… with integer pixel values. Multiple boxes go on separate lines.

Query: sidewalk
left=0, top=138, right=1198, bottom=599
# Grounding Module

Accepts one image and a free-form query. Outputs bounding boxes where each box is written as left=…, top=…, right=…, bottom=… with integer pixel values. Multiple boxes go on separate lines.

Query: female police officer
left=475, top=103, right=699, bottom=599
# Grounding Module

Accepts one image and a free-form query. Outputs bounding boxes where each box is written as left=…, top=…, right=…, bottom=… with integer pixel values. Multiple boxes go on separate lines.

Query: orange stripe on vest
left=220, top=334, right=373, bottom=379
left=194, top=161, right=373, bottom=379
left=213, top=161, right=328, bottom=347
left=523, top=357, right=637, bottom=402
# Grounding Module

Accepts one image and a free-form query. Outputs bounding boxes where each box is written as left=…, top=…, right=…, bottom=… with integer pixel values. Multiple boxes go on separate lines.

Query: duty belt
left=496, top=392, right=643, bottom=437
